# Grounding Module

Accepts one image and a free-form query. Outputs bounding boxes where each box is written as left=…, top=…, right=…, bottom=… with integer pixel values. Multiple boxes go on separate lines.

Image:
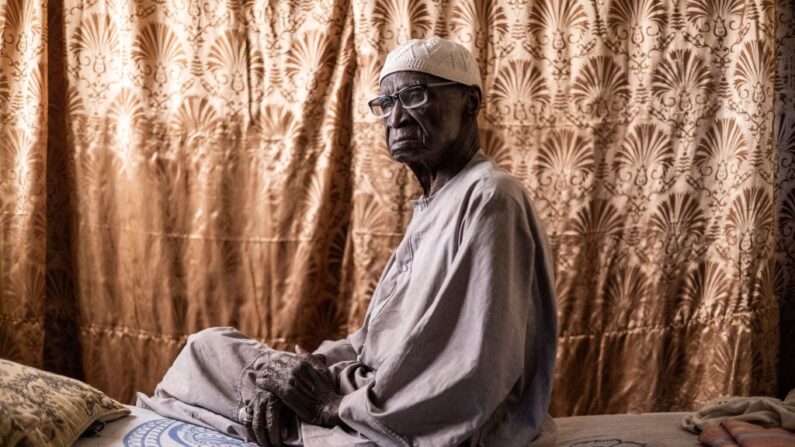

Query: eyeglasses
left=368, top=81, right=459, bottom=118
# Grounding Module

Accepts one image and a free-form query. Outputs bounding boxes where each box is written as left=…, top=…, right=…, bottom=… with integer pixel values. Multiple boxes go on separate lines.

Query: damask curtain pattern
left=1, top=0, right=793, bottom=416
left=0, top=0, right=47, bottom=367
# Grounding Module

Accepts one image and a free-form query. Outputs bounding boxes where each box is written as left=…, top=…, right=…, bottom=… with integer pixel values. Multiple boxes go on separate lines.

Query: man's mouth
left=391, top=137, right=420, bottom=145
left=390, top=134, right=422, bottom=146
left=389, top=140, right=423, bottom=154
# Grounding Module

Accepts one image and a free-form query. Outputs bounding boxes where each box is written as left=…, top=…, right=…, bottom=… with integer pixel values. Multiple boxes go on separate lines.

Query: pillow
left=0, top=358, right=130, bottom=446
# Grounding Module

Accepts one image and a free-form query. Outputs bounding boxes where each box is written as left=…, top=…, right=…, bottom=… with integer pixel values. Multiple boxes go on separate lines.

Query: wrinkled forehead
left=379, top=71, right=449, bottom=95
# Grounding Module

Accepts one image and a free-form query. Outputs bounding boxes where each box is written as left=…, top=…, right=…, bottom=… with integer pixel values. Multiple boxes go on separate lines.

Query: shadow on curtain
left=0, top=0, right=793, bottom=416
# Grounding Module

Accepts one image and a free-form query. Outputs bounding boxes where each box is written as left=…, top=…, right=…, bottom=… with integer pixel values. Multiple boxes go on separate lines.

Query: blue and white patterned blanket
left=76, top=405, right=257, bottom=447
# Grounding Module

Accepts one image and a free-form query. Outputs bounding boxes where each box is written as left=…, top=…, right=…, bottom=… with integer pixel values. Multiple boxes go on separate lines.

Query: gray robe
left=316, top=151, right=557, bottom=446
left=139, top=151, right=558, bottom=446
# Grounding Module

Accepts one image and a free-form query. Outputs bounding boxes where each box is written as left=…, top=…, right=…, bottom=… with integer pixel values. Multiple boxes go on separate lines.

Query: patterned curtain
left=1, top=0, right=793, bottom=416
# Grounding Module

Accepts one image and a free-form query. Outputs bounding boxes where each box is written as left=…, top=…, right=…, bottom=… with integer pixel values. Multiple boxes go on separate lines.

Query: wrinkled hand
left=256, top=346, right=342, bottom=428
left=247, top=388, right=289, bottom=447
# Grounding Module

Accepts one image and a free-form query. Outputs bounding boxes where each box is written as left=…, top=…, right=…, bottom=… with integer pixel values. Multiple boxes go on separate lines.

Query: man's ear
left=465, top=87, right=481, bottom=115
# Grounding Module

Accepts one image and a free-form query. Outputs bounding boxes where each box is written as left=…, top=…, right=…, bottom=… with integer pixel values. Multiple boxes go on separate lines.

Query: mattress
left=555, top=412, right=701, bottom=446
left=75, top=406, right=700, bottom=446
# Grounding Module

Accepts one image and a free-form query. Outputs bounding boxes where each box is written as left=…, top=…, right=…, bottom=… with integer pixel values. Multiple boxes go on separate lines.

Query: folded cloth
left=683, top=389, right=795, bottom=434
left=699, top=420, right=795, bottom=447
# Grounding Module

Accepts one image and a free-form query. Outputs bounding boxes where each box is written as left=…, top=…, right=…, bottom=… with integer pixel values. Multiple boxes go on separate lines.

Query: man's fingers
left=265, top=395, right=286, bottom=446
left=294, top=346, right=327, bottom=369
left=279, top=394, right=316, bottom=424
left=268, top=351, right=301, bottom=370
left=258, top=369, right=286, bottom=388
left=258, top=375, right=315, bottom=407
left=255, top=348, right=338, bottom=428
left=295, top=379, right=321, bottom=399
left=256, top=376, right=284, bottom=394
left=250, top=393, right=271, bottom=446
left=296, top=348, right=327, bottom=371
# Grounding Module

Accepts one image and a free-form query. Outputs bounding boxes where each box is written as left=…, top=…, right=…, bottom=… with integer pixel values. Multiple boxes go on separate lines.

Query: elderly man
left=138, top=37, right=557, bottom=446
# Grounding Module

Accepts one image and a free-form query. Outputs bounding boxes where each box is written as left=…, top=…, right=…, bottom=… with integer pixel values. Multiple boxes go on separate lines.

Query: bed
left=74, top=406, right=700, bottom=446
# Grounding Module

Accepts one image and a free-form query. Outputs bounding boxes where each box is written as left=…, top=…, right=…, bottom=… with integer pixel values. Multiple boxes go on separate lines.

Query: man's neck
left=411, top=136, right=479, bottom=197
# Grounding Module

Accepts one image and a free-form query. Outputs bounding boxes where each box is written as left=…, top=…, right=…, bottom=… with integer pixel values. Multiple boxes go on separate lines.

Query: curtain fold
left=1, top=0, right=793, bottom=416
left=0, top=0, right=48, bottom=369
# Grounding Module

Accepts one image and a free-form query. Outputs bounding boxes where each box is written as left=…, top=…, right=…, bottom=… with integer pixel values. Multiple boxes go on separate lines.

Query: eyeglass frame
left=368, top=81, right=461, bottom=118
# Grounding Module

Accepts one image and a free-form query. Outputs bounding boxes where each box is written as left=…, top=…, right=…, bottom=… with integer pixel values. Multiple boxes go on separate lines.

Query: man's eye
left=401, top=88, right=425, bottom=106
left=379, top=97, right=395, bottom=109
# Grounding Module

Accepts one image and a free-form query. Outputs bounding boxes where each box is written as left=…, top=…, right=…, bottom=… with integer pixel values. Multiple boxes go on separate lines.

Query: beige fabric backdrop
left=1, top=0, right=793, bottom=416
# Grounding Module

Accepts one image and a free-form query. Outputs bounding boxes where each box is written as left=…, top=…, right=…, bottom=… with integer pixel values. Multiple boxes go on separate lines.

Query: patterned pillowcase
left=0, top=358, right=130, bottom=446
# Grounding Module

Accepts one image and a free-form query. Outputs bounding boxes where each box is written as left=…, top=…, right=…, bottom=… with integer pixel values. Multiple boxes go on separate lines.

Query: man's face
left=379, top=71, right=470, bottom=167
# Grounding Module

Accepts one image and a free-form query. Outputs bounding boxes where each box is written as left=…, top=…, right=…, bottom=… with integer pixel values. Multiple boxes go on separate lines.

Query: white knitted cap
left=379, top=37, right=482, bottom=90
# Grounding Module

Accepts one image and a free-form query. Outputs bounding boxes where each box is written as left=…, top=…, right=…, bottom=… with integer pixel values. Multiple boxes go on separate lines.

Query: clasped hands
left=255, top=346, right=343, bottom=428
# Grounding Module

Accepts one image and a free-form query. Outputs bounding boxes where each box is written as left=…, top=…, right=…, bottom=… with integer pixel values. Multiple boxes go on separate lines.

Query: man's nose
left=386, top=100, right=409, bottom=127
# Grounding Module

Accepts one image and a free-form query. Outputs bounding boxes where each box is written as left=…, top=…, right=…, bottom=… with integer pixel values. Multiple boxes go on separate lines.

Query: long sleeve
left=337, top=182, right=549, bottom=446
left=313, top=338, right=357, bottom=365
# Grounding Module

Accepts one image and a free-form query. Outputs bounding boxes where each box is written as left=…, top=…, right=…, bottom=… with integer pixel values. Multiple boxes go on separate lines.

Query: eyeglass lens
left=369, top=86, right=428, bottom=117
